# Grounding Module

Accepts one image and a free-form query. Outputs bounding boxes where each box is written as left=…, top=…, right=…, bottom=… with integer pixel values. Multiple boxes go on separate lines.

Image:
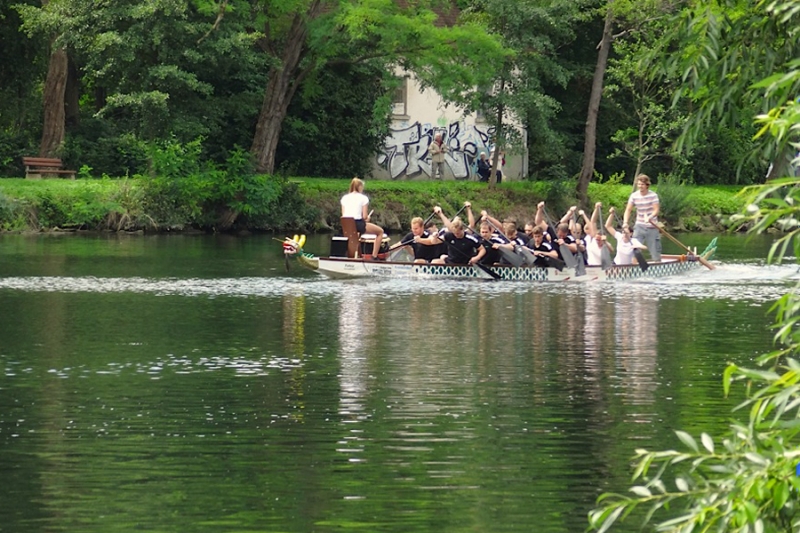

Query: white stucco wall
left=372, top=74, right=527, bottom=181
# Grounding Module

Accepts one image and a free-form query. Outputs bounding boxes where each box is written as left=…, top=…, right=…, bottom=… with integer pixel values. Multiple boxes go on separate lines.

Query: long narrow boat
left=283, top=237, right=717, bottom=282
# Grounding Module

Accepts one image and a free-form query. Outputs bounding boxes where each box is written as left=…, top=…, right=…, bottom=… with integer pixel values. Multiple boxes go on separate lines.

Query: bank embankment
left=0, top=176, right=746, bottom=233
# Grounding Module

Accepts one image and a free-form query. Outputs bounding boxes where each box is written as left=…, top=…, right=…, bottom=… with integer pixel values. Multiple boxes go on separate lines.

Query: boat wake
left=0, top=262, right=796, bottom=304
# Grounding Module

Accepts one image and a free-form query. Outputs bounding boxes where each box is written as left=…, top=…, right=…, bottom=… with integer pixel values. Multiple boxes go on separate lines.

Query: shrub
left=654, top=174, right=691, bottom=224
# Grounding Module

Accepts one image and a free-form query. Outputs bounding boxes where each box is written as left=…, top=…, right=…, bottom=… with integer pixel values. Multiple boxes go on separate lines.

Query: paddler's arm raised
left=560, top=205, right=577, bottom=225
left=535, top=202, right=549, bottom=232
left=605, top=207, right=617, bottom=237
left=465, top=201, right=476, bottom=230
left=434, top=205, right=454, bottom=232
left=478, top=209, right=503, bottom=231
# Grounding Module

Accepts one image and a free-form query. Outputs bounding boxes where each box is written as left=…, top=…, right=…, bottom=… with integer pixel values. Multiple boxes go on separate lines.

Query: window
left=391, top=77, right=408, bottom=118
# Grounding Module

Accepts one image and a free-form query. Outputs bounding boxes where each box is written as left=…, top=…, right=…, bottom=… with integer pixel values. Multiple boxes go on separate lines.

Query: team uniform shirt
left=439, top=231, right=482, bottom=264
left=553, top=234, right=576, bottom=261
left=613, top=231, right=645, bottom=265
left=627, top=190, right=659, bottom=227
left=526, top=239, right=555, bottom=268
left=585, top=235, right=609, bottom=266
left=478, top=233, right=506, bottom=265
left=401, top=230, right=440, bottom=262
left=496, top=235, right=526, bottom=265
left=516, top=231, right=531, bottom=246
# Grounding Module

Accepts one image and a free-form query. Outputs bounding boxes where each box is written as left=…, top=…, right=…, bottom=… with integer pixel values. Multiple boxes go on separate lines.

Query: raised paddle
left=543, top=206, right=577, bottom=268
left=596, top=206, right=613, bottom=270
left=650, top=221, right=716, bottom=270
left=571, top=211, right=587, bottom=277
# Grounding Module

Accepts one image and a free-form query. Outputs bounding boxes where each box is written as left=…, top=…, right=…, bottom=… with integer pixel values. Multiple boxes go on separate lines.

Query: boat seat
left=340, top=217, right=388, bottom=258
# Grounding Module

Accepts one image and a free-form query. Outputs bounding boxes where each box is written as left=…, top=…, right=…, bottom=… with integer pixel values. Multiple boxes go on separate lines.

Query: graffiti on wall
left=377, top=121, right=495, bottom=179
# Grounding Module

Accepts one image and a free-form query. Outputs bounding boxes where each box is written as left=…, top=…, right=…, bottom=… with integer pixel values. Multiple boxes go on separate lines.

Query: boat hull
left=298, top=254, right=705, bottom=282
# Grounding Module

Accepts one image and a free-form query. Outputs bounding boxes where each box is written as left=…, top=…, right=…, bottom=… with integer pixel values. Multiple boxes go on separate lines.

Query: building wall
left=371, top=75, right=527, bottom=181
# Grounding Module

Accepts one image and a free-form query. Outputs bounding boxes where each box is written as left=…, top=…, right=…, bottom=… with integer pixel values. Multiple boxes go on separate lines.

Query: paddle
left=543, top=206, right=577, bottom=268
left=650, top=221, right=716, bottom=270
left=612, top=211, right=648, bottom=272
left=385, top=208, right=448, bottom=262
left=479, top=217, right=526, bottom=267
left=572, top=211, right=587, bottom=277
left=387, top=210, right=438, bottom=253
left=596, top=205, right=613, bottom=270
left=482, top=216, right=566, bottom=270
left=473, top=260, right=501, bottom=280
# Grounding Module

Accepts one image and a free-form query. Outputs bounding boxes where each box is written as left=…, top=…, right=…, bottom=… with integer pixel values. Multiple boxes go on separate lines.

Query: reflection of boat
left=283, top=237, right=717, bottom=282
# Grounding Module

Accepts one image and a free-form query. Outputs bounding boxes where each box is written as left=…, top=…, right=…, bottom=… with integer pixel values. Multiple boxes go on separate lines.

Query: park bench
left=22, top=157, right=76, bottom=179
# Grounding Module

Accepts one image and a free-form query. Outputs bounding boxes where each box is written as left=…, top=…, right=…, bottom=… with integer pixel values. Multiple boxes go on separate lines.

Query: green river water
left=0, top=232, right=790, bottom=532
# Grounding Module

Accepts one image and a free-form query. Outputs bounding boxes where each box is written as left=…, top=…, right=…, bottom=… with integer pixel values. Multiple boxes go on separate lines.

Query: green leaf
left=675, top=477, right=689, bottom=492
left=700, top=433, right=714, bottom=454
left=630, top=486, right=652, bottom=498
left=744, top=452, right=768, bottom=466
left=675, top=430, right=699, bottom=452
left=773, top=482, right=789, bottom=510
left=596, top=505, right=624, bottom=533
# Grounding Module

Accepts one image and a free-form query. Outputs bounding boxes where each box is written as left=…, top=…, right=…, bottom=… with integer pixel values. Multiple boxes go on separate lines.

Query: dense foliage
left=0, top=0, right=786, bottom=189
left=588, top=1, right=800, bottom=531
left=0, top=173, right=743, bottom=233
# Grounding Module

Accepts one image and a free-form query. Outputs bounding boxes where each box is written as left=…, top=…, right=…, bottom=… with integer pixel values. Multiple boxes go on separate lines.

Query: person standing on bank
left=623, top=174, right=661, bottom=261
left=476, top=152, right=491, bottom=182
left=341, top=177, right=384, bottom=261
left=429, top=133, right=447, bottom=180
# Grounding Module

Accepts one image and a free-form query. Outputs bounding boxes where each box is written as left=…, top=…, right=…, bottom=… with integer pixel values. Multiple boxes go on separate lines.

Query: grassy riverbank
left=0, top=176, right=746, bottom=233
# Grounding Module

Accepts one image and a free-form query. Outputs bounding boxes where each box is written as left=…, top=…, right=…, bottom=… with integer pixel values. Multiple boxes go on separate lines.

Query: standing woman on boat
left=341, top=178, right=384, bottom=260
left=623, top=174, right=661, bottom=261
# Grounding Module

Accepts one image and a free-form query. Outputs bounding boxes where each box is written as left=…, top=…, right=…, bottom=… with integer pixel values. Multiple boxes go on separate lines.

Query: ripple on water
left=0, top=261, right=795, bottom=303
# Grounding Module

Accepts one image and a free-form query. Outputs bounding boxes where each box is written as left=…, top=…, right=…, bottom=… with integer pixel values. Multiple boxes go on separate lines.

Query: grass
left=0, top=176, right=747, bottom=232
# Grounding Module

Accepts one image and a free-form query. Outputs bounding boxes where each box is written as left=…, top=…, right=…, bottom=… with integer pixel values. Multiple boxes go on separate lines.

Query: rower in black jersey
left=430, top=206, right=485, bottom=265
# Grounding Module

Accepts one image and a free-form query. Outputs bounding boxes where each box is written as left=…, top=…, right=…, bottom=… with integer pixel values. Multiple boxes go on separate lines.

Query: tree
left=588, top=2, right=800, bottom=531
left=223, top=0, right=507, bottom=174
left=575, top=0, right=682, bottom=206
left=666, top=0, right=800, bottom=180
left=606, top=34, right=685, bottom=180
left=459, top=0, right=584, bottom=187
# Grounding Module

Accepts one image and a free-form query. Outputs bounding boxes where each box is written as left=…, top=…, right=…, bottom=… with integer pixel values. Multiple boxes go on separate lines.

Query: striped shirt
left=627, top=190, right=659, bottom=226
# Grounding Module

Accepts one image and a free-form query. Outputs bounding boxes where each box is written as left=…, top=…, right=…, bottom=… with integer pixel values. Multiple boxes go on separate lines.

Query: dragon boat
left=281, top=234, right=718, bottom=282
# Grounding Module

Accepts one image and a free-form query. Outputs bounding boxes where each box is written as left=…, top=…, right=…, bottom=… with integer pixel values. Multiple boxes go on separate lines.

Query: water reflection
left=615, top=292, right=659, bottom=408
left=337, top=287, right=374, bottom=426
left=0, top=233, right=786, bottom=533
left=282, top=291, right=308, bottom=422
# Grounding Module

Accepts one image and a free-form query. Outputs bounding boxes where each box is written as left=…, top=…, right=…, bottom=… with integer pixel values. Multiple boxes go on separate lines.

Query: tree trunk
left=39, top=40, right=68, bottom=157
left=251, top=4, right=321, bottom=174
left=65, top=54, right=80, bottom=128
left=489, top=76, right=507, bottom=189
left=576, top=9, right=614, bottom=208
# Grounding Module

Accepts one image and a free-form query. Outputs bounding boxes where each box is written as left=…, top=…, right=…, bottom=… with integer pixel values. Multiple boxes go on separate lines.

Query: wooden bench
left=22, top=157, right=76, bottom=179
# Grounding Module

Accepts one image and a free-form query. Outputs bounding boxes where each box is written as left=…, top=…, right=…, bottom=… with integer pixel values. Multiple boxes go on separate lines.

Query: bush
left=62, top=120, right=150, bottom=177
left=654, top=174, right=691, bottom=224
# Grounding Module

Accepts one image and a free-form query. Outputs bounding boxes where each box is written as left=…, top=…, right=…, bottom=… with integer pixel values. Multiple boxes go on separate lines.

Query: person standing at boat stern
left=623, top=174, right=661, bottom=261
left=341, top=177, right=384, bottom=260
